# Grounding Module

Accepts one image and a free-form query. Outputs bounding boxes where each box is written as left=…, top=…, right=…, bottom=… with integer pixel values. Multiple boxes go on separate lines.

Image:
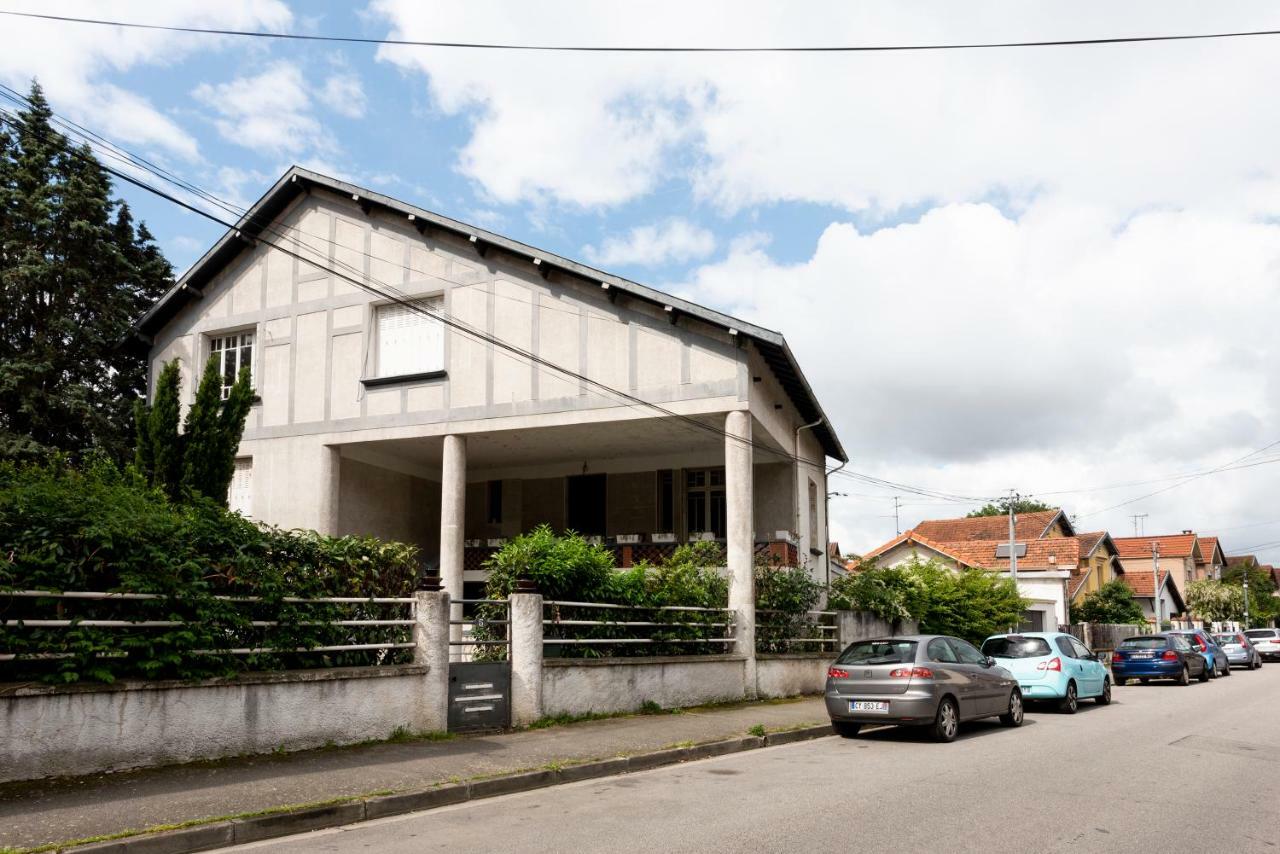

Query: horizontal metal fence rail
left=542, top=600, right=736, bottom=655
left=0, top=589, right=418, bottom=663
left=755, top=609, right=838, bottom=653
left=449, top=598, right=510, bottom=661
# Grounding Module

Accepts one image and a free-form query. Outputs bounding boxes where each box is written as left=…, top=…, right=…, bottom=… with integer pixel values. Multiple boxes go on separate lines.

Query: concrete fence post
left=510, top=592, right=544, bottom=726
left=413, top=590, right=451, bottom=732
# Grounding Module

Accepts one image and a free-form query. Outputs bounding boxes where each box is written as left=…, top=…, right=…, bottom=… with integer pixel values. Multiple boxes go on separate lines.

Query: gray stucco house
left=132, top=167, right=846, bottom=605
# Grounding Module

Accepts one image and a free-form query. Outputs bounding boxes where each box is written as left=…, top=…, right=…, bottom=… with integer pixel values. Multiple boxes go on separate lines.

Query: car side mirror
left=984, top=656, right=996, bottom=668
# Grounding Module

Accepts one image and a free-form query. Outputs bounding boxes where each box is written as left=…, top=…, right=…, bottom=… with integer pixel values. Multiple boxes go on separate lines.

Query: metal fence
left=542, top=600, right=736, bottom=658
left=755, top=609, right=838, bottom=654
left=450, top=598, right=510, bottom=662
left=0, top=589, right=417, bottom=668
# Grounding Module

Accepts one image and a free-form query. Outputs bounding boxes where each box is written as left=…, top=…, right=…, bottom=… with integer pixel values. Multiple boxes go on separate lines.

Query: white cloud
left=0, top=0, right=292, bottom=159
left=368, top=0, right=1280, bottom=216
left=318, top=71, right=367, bottom=119
left=194, top=62, right=334, bottom=157
left=674, top=197, right=1280, bottom=557
left=583, top=218, right=716, bottom=267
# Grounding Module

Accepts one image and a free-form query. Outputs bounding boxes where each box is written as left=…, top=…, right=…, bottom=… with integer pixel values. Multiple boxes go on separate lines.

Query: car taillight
left=1036, top=657, right=1062, bottom=672
left=827, top=667, right=849, bottom=679
left=1113, top=650, right=1126, bottom=659
left=1162, top=650, right=1179, bottom=661
left=889, top=667, right=934, bottom=679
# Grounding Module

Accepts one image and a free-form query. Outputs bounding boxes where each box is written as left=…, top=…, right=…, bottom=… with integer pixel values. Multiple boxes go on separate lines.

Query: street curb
left=65, top=723, right=834, bottom=853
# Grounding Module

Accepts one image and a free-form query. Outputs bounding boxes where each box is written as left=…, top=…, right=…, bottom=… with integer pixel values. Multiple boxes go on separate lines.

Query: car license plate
left=1133, top=652, right=1153, bottom=658
left=849, top=701, right=889, bottom=713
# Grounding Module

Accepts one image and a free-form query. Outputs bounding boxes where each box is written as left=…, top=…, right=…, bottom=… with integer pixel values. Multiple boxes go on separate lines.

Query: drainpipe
left=824, top=458, right=848, bottom=593
left=794, top=417, right=824, bottom=571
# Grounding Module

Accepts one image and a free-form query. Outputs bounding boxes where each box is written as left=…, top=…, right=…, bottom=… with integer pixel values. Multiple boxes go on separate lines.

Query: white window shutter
left=377, top=298, right=443, bottom=376
left=228, top=459, right=253, bottom=517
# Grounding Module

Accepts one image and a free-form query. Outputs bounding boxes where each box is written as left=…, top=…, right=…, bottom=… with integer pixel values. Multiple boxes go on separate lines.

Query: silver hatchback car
left=825, top=635, right=1024, bottom=743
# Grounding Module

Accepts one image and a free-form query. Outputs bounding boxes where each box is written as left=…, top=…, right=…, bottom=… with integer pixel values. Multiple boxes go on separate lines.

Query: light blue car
left=980, top=632, right=1111, bottom=713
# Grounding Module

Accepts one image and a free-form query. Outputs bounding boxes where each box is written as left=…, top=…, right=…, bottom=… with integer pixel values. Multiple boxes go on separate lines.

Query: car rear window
left=1119, top=637, right=1169, bottom=650
left=1214, top=635, right=1238, bottom=645
left=836, top=640, right=917, bottom=665
left=982, top=636, right=1052, bottom=658
left=1245, top=630, right=1277, bottom=639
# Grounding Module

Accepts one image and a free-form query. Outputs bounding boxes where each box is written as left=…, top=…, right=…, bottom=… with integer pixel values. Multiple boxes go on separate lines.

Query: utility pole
left=1007, top=490, right=1019, bottom=582
left=893, top=496, right=901, bottom=536
left=1130, top=514, right=1148, bottom=536
left=1152, top=541, right=1161, bottom=632
left=1243, top=568, right=1251, bottom=630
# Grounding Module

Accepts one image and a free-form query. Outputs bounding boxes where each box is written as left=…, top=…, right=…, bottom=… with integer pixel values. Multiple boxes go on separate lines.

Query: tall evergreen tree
left=148, top=360, right=182, bottom=502
left=0, top=81, right=173, bottom=462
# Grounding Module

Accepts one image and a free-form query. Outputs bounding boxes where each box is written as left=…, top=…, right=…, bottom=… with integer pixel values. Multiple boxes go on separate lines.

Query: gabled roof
left=861, top=531, right=981, bottom=568
left=131, top=166, right=846, bottom=461
left=912, top=509, right=1073, bottom=543
left=1119, top=569, right=1185, bottom=612
left=1196, top=536, right=1223, bottom=566
left=1113, top=534, right=1199, bottom=560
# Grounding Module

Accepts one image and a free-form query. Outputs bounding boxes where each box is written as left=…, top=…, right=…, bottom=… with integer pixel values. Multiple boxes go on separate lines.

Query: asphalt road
left=224, top=665, right=1280, bottom=854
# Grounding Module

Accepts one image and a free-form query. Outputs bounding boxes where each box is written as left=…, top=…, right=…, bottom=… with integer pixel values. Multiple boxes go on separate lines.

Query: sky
left=4, top=1, right=1280, bottom=562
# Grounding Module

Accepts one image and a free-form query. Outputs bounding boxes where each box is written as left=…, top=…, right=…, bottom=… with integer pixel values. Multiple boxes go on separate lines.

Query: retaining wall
left=0, top=665, right=439, bottom=784
left=541, top=655, right=749, bottom=716
left=755, top=653, right=831, bottom=698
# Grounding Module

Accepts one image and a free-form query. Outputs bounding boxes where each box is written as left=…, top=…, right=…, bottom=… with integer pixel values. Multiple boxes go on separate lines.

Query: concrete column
left=509, top=592, right=544, bottom=726
left=413, top=590, right=451, bottom=732
left=440, top=434, right=467, bottom=648
left=316, top=445, right=341, bottom=536
left=725, top=410, right=757, bottom=699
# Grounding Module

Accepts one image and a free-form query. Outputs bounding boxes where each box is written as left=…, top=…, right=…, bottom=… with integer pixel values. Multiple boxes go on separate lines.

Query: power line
left=4, top=10, right=1280, bottom=53
left=0, top=92, right=989, bottom=505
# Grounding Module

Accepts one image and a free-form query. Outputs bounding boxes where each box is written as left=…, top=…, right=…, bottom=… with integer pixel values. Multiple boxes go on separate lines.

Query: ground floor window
left=227, top=458, right=252, bottom=517
left=685, top=467, right=726, bottom=538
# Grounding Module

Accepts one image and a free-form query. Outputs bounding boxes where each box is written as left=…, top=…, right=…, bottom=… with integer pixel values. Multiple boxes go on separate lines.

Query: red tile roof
left=861, top=531, right=980, bottom=568
left=1113, top=534, right=1199, bottom=559
left=913, top=510, right=1068, bottom=543
left=1076, top=531, right=1106, bottom=556
left=1118, top=569, right=1185, bottom=613
left=1196, top=536, right=1222, bottom=566
left=936, top=538, right=1080, bottom=571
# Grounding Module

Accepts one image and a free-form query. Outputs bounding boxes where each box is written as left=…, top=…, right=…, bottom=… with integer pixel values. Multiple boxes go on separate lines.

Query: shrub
left=1072, top=580, right=1146, bottom=625
left=905, top=559, right=1028, bottom=643
left=827, top=559, right=920, bottom=625
left=754, top=552, right=823, bottom=653
left=0, top=458, right=420, bottom=683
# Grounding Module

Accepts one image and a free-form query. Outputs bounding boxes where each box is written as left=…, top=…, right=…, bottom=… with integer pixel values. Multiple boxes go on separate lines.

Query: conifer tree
left=0, top=81, right=173, bottom=462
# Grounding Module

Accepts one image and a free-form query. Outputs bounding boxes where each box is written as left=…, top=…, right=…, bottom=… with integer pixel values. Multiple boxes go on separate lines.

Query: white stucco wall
left=755, top=654, right=831, bottom=698
left=0, top=666, right=442, bottom=784
left=541, top=656, right=749, bottom=716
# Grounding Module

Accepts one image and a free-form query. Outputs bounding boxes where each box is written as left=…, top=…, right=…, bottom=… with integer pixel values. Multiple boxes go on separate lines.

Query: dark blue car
left=1111, top=634, right=1208, bottom=685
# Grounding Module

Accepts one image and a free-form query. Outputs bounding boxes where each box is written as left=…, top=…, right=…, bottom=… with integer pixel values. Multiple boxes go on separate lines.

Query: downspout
left=794, top=417, right=824, bottom=572
left=824, top=458, right=848, bottom=592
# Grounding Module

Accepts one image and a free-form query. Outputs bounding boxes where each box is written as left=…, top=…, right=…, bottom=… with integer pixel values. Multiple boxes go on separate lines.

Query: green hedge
left=0, top=458, right=420, bottom=684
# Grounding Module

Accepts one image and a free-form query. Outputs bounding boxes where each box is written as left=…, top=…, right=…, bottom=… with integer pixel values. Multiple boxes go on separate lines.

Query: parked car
left=1243, top=628, right=1280, bottom=662
left=980, top=632, right=1111, bottom=713
left=1213, top=632, right=1262, bottom=669
left=1111, top=634, right=1208, bottom=685
left=1170, top=629, right=1230, bottom=678
left=825, top=635, right=1024, bottom=743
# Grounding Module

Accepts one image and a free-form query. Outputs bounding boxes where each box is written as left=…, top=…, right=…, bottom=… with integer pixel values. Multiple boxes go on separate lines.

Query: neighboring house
left=1195, top=535, right=1225, bottom=581
left=861, top=530, right=1073, bottom=632
left=1118, top=569, right=1184, bottom=625
left=1069, top=531, right=1123, bottom=603
left=911, top=509, right=1075, bottom=542
left=131, top=167, right=847, bottom=602
left=1113, top=533, right=1201, bottom=610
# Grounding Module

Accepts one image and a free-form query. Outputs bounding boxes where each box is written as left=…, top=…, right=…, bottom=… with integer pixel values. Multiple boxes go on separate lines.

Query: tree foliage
left=1185, top=579, right=1246, bottom=624
left=1073, top=579, right=1147, bottom=625
left=966, top=498, right=1056, bottom=518
left=1221, top=559, right=1280, bottom=624
left=828, top=559, right=920, bottom=624
left=132, top=358, right=253, bottom=506
left=0, top=81, right=172, bottom=463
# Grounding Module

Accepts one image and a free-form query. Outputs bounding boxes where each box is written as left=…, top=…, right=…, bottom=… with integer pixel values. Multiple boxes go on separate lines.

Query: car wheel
left=1182, top=666, right=1194, bottom=685
left=832, top=721, right=861, bottom=738
left=1095, top=678, right=1112, bottom=706
left=1197, top=664, right=1209, bottom=682
left=1000, top=690, right=1024, bottom=727
left=1223, top=661, right=1232, bottom=677
left=932, top=697, right=959, bottom=743
left=1058, top=681, right=1078, bottom=714
left=1139, top=677, right=1149, bottom=685
left=1207, top=661, right=1217, bottom=679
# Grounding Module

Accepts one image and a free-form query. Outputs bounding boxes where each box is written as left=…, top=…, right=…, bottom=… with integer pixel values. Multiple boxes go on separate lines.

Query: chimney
left=1182, top=529, right=1192, bottom=535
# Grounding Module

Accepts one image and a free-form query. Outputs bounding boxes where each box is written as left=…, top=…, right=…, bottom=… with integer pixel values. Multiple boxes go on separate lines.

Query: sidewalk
left=0, top=696, right=828, bottom=852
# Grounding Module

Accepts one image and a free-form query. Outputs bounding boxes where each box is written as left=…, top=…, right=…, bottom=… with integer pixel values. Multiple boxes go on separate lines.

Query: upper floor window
left=210, top=332, right=254, bottom=399
left=376, top=297, right=444, bottom=378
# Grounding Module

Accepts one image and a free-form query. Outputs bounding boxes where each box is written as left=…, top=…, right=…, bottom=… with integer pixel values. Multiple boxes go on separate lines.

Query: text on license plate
left=849, top=701, right=889, bottom=713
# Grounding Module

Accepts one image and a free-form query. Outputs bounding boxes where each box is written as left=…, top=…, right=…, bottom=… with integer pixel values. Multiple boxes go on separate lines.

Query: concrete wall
left=541, top=656, right=749, bottom=716
left=755, top=654, right=831, bottom=698
left=338, top=457, right=438, bottom=556
left=0, top=666, right=441, bottom=784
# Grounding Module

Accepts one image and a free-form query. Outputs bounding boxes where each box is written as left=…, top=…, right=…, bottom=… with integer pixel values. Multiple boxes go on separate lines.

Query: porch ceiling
left=341, top=413, right=787, bottom=475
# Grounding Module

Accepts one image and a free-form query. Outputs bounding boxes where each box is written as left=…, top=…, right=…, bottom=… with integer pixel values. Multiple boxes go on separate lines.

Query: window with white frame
left=376, top=297, right=444, bottom=378
left=210, top=331, right=255, bottom=399
left=228, top=458, right=253, bottom=517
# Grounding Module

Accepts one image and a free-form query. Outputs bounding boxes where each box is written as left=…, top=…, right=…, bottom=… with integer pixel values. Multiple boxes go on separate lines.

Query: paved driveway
left=226, top=667, right=1280, bottom=853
